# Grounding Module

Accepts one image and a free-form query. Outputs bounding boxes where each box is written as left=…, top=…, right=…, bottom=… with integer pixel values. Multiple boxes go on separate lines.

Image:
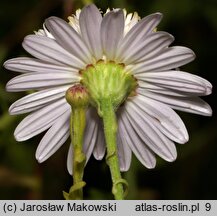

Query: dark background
left=0, top=0, right=216, bottom=199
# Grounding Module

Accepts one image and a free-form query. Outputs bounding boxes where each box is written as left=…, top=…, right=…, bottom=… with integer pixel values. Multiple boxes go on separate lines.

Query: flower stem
left=100, top=98, right=127, bottom=200
left=64, top=84, right=89, bottom=200
left=70, top=108, right=86, bottom=200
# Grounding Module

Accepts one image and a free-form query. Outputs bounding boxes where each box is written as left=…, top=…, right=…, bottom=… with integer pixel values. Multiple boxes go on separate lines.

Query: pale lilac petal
left=23, top=35, right=86, bottom=69
left=36, top=111, right=70, bottom=162
left=131, top=46, right=195, bottom=73
left=116, top=13, right=162, bottom=60
left=139, top=89, right=212, bottom=116
left=125, top=102, right=177, bottom=162
left=138, top=82, right=198, bottom=97
left=117, top=126, right=132, bottom=172
left=137, top=71, right=212, bottom=96
left=101, top=9, right=124, bottom=60
left=119, top=110, right=156, bottom=168
left=9, top=86, right=70, bottom=115
left=14, top=98, right=70, bottom=141
left=45, top=17, right=92, bottom=64
left=83, top=108, right=98, bottom=163
left=79, top=4, right=103, bottom=60
left=121, top=31, right=174, bottom=64
left=6, top=72, right=79, bottom=92
left=93, top=119, right=106, bottom=160
left=131, top=95, right=189, bottom=144
left=67, top=144, right=73, bottom=175
left=4, top=57, right=78, bottom=73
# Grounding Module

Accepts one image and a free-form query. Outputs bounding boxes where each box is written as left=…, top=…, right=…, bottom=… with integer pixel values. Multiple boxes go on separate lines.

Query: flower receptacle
left=81, top=60, right=137, bottom=114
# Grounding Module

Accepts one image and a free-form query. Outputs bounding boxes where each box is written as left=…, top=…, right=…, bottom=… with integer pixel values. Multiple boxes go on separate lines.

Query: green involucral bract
left=81, top=60, right=137, bottom=114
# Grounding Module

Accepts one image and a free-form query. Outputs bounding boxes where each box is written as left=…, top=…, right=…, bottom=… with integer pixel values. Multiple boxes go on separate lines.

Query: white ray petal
left=9, top=86, right=70, bottom=115
left=125, top=102, right=177, bottom=162
left=14, top=98, right=70, bottom=141
left=138, top=81, right=200, bottom=97
left=36, top=110, right=70, bottom=162
left=45, top=17, right=92, bottom=64
left=116, top=13, right=162, bottom=60
left=129, top=101, right=183, bottom=144
left=4, top=57, right=78, bottom=73
left=119, top=110, right=156, bottom=168
left=93, top=119, right=106, bottom=160
left=23, top=35, right=86, bottom=69
left=83, top=108, right=98, bottom=163
left=138, top=89, right=212, bottom=116
left=133, top=104, right=183, bottom=144
left=137, top=71, right=212, bottom=96
left=101, top=9, right=124, bottom=60
left=67, top=144, right=73, bottom=175
left=117, top=124, right=132, bottom=172
left=121, top=31, right=174, bottom=64
left=6, top=72, right=79, bottom=92
left=79, top=4, right=103, bottom=60
left=132, top=46, right=195, bottom=73
left=132, top=95, right=189, bottom=144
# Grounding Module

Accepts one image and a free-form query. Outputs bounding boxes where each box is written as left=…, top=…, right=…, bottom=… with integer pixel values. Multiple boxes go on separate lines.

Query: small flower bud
left=65, top=84, right=90, bottom=108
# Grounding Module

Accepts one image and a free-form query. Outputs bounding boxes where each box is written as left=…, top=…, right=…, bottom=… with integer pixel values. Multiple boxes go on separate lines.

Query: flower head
left=4, top=4, right=212, bottom=174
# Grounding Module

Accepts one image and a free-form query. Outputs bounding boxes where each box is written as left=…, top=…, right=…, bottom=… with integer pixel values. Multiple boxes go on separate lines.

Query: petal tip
left=83, top=3, right=97, bottom=10
left=94, top=155, right=104, bottom=160
left=146, top=162, right=156, bottom=169
left=45, top=16, right=59, bottom=23
left=167, top=153, right=177, bottom=162
left=14, top=133, right=24, bottom=142
left=120, top=166, right=130, bottom=172
left=3, top=60, right=10, bottom=69
left=206, top=107, right=213, bottom=116
left=35, top=150, right=45, bottom=163
left=106, top=8, right=123, bottom=16
left=150, top=12, right=163, bottom=21
left=5, top=82, right=11, bottom=91
left=22, top=35, right=35, bottom=48
left=155, top=12, right=163, bottom=17
left=14, top=127, right=29, bottom=142
left=188, top=48, right=196, bottom=61
left=67, top=168, right=72, bottom=175
left=178, top=136, right=189, bottom=144
left=8, top=104, right=15, bottom=115
left=205, top=85, right=212, bottom=95
left=143, top=158, right=157, bottom=169
left=36, top=156, right=43, bottom=163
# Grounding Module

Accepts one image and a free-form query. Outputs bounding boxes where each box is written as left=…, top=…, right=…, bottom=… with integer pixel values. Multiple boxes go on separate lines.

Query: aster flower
left=4, top=4, right=212, bottom=199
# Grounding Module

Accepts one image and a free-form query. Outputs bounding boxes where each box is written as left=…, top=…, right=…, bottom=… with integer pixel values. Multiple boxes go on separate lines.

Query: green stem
left=69, top=108, right=86, bottom=200
left=101, top=98, right=127, bottom=200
